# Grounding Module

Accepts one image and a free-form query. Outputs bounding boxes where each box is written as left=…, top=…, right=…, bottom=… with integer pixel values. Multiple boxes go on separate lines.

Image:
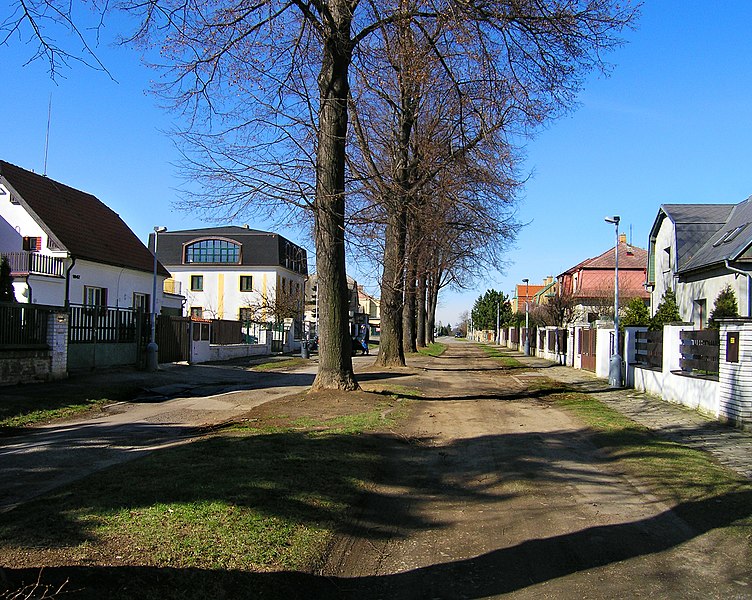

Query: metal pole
left=523, top=278, right=530, bottom=355
left=146, top=226, right=166, bottom=371
left=606, top=216, right=622, bottom=387
left=496, top=300, right=500, bottom=345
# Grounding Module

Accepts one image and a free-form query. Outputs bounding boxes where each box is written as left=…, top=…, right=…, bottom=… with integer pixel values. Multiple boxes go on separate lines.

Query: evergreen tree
left=708, top=285, right=739, bottom=328
left=621, top=298, right=650, bottom=329
left=649, top=289, right=682, bottom=330
left=0, top=257, right=15, bottom=302
left=471, top=290, right=511, bottom=330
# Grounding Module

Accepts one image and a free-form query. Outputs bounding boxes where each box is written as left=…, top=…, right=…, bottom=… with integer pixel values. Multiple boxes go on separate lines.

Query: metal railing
left=68, top=304, right=147, bottom=344
left=1, top=251, right=66, bottom=277
left=0, top=302, right=51, bottom=347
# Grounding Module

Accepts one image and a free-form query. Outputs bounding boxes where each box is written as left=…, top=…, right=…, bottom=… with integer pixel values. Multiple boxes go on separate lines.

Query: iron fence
left=68, top=304, right=147, bottom=344
left=0, top=302, right=51, bottom=347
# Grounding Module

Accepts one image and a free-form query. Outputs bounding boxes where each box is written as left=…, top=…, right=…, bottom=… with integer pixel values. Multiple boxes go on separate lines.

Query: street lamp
left=522, top=278, right=530, bottom=356
left=605, top=216, right=622, bottom=387
left=146, top=226, right=167, bottom=372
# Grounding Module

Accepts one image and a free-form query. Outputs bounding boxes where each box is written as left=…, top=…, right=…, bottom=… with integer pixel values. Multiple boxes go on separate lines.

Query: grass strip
left=478, top=344, right=526, bottom=368
left=417, top=342, right=447, bottom=357
left=251, top=357, right=310, bottom=371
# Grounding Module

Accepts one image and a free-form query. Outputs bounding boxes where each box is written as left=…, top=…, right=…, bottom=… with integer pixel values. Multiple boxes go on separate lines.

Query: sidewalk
left=507, top=348, right=752, bottom=480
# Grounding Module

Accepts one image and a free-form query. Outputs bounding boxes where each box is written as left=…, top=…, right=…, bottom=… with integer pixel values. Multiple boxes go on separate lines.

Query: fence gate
left=580, top=327, right=597, bottom=372
left=157, top=315, right=191, bottom=363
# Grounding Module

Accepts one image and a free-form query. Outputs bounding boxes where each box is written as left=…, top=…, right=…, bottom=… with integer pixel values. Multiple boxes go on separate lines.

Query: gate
left=580, top=327, right=597, bottom=372
left=156, top=315, right=191, bottom=363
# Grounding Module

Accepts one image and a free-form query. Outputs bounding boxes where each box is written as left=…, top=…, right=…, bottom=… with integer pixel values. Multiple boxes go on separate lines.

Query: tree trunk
left=403, top=257, right=417, bottom=353
left=416, top=270, right=427, bottom=347
left=311, top=2, right=358, bottom=391
left=377, top=204, right=407, bottom=366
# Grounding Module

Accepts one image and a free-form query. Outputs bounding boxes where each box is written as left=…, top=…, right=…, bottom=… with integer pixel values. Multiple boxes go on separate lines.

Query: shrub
left=708, top=284, right=739, bottom=328
left=649, top=289, right=681, bottom=330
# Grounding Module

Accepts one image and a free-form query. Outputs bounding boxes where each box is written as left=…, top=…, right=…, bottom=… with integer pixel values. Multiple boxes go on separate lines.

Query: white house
left=0, top=160, right=178, bottom=312
left=152, top=226, right=308, bottom=326
left=647, top=198, right=752, bottom=326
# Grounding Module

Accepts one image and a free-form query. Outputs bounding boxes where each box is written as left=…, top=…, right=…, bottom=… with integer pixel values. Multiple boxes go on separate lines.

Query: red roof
left=559, top=242, right=649, bottom=300
left=1, top=160, right=168, bottom=276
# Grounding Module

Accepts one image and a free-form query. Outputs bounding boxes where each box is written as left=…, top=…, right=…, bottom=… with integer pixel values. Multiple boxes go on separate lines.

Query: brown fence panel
left=68, top=305, right=142, bottom=344
left=680, top=329, right=719, bottom=376
left=581, top=328, right=596, bottom=372
left=635, top=330, right=663, bottom=369
left=211, top=319, right=244, bottom=345
left=157, top=315, right=191, bottom=363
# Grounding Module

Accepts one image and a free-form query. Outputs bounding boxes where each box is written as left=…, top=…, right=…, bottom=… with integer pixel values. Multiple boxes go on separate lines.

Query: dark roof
left=0, top=160, right=168, bottom=276
left=651, top=204, right=734, bottom=271
left=681, top=196, right=752, bottom=273
left=154, top=227, right=308, bottom=275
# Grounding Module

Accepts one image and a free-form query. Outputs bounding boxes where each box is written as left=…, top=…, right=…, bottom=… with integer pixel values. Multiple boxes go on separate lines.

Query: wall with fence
left=629, top=321, right=751, bottom=429
left=0, top=303, right=68, bottom=385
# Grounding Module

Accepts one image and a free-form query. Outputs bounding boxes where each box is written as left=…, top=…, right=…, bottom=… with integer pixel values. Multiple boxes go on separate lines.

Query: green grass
left=0, top=384, right=141, bottom=430
left=0, top=395, right=411, bottom=598
left=417, top=342, right=447, bottom=357
left=251, top=357, right=310, bottom=371
left=478, top=344, right=526, bottom=368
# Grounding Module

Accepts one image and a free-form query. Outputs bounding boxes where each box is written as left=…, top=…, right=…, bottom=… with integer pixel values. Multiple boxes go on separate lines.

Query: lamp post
left=496, top=298, right=500, bottom=345
left=523, top=278, right=530, bottom=355
left=605, top=216, right=622, bottom=387
left=146, top=226, right=167, bottom=372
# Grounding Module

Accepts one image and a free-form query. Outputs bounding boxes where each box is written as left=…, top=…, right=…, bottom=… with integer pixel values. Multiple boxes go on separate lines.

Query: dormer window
left=184, top=239, right=240, bottom=264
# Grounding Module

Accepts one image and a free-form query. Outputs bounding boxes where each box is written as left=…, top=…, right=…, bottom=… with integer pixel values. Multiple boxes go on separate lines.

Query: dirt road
left=323, top=341, right=751, bottom=599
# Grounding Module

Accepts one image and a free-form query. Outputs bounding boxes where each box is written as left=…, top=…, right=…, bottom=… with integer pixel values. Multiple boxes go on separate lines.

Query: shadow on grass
left=2, top=413, right=751, bottom=599
left=3, top=487, right=750, bottom=599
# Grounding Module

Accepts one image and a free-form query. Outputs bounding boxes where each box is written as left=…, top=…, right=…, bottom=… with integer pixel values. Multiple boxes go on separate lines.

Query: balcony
left=2, top=251, right=66, bottom=278
left=164, top=278, right=183, bottom=295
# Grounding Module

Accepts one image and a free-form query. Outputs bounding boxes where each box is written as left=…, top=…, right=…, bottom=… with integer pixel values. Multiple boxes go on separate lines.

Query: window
left=695, top=299, right=707, bottom=329
left=84, top=286, right=107, bottom=307
left=190, top=306, right=203, bottom=319
left=190, top=275, right=204, bottom=291
left=22, top=236, right=42, bottom=252
left=133, top=292, right=150, bottom=313
left=239, top=307, right=254, bottom=322
left=240, top=275, right=253, bottom=292
left=184, top=239, right=240, bottom=263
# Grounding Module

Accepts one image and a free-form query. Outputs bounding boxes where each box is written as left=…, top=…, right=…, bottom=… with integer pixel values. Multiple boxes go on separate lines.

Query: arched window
left=184, top=239, right=240, bottom=264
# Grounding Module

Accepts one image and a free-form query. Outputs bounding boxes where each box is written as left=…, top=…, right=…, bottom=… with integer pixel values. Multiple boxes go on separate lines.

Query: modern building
left=152, top=226, right=308, bottom=326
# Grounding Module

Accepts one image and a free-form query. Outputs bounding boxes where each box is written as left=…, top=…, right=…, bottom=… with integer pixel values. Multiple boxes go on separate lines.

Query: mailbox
left=726, top=332, right=739, bottom=363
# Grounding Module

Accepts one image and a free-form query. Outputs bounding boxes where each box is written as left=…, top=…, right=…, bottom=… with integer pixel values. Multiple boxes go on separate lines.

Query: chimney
left=619, top=233, right=627, bottom=244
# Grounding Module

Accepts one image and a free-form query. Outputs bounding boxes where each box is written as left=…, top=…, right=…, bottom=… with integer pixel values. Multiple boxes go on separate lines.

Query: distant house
left=647, top=198, right=752, bottom=326
left=304, top=273, right=360, bottom=335
left=0, top=160, right=175, bottom=312
left=153, top=226, right=308, bottom=326
left=358, top=285, right=381, bottom=337
left=557, top=235, right=649, bottom=323
left=512, top=282, right=545, bottom=314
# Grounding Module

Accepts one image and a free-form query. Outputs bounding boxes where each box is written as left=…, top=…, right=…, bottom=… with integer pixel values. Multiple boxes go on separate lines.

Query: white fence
left=483, top=319, right=751, bottom=430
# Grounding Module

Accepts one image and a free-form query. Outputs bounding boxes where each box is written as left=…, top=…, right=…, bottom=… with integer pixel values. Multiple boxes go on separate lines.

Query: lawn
left=0, top=390, right=412, bottom=599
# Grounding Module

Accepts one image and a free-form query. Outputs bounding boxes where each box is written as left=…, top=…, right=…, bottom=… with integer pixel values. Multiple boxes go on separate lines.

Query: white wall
left=678, top=269, right=749, bottom=324
left=68, top=259, right=165, bottom=310
left=168, top=265, right=305, bottom=321
left=651, top=216, right=676, bottom=315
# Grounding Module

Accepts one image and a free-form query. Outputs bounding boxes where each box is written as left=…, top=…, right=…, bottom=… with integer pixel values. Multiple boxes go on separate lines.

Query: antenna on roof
left=629, top=224, right=633, bottom=246
left=43, top=94, right=52, bottom=177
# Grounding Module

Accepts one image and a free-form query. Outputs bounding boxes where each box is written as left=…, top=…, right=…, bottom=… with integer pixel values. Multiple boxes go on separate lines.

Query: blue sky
left=2, top=2, right=752, bottom=327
